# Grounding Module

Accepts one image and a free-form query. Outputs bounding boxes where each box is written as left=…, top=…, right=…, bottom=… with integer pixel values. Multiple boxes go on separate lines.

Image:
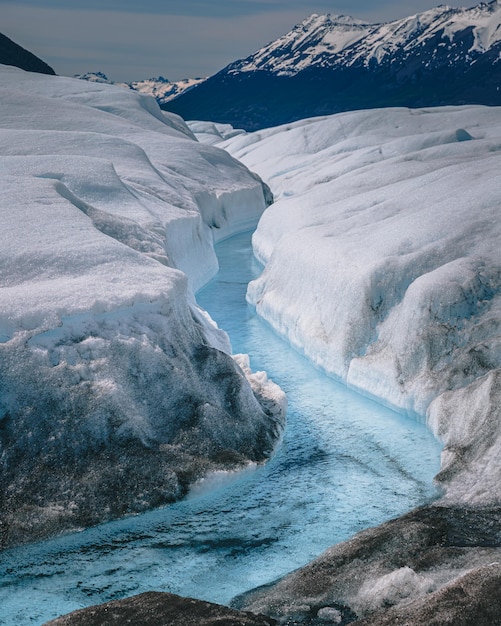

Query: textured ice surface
left=0, top=66, right=283, bottom=547
left=193, top=106, right=501, bottom=502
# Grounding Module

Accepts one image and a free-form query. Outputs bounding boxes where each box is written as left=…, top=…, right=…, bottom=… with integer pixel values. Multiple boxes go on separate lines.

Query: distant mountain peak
left=165, top=0, right=501, bottom=131
left=76, top=73, right=207, bottom=105
left=299, top=13, right=369, bottom=27
left=341, top=0, right=501, bottom=68
left=324, top=13, right=367, bottom=24
left=229, top=11, right=371, bottom=76
left=224, top=0, right=501, bottom=78
left=74, top=71, right=111, bottom=83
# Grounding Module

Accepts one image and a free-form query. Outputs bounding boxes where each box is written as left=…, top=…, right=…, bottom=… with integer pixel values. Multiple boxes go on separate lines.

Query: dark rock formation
left=233, top=504, right=501, bottom=624
left=0, top=32, right=55, bottom=75
left=356, top=563, right=501, bottom=626
left=43, top=591, right=277, bottom=626
left=41, top=506, right=501, bottom=626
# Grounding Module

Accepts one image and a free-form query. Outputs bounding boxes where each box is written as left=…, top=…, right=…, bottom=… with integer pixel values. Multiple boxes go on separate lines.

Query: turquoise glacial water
left=0, top=231, right=442, bottom=625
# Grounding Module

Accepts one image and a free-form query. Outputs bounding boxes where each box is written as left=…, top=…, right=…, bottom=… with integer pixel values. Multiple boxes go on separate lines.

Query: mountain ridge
left=74, top=71, right=206, bottom=105
left=165, top=0, right=501, bottom=130
left=228, top=13, right=372, bottom=76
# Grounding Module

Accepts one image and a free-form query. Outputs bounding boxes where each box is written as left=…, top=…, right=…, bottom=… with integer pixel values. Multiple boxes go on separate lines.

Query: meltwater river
left=0, top=231, right=442, bottom=625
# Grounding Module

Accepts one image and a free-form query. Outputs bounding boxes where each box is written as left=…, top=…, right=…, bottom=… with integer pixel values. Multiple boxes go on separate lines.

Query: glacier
left=0, top=65, right=285, bottom=549
left=199, top=106, right=501, bottom=504
left=191, top=106, right=501, bottom=622
left=3, top=56, right=501, bottom=624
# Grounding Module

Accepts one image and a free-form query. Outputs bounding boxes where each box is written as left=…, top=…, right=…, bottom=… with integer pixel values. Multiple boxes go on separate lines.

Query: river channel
left=0, top=231, right=442, bottom=625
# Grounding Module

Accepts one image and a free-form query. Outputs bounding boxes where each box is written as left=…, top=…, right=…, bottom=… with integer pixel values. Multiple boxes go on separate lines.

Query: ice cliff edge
left=0, top=66, right=284, bottom=548
left=208, top=106, right=501, bottom=506
left=193, top=107, right=501, bottom=624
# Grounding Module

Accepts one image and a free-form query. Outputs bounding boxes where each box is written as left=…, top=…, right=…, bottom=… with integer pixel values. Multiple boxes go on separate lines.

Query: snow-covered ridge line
left=232, top=13, right=371, bottom=75
left=230, top=1, right=501, bottom=76
left=75, top=71, right=207, bottom=105
left=193, top=104, right=501, bottom=505
left=0, top=66, right=284, bottom=548
left=341, top=0, right=501, bottom=68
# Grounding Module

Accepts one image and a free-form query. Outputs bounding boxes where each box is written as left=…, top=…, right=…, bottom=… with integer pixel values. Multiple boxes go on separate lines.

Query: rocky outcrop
left=43, top=592, right=276, bottom=626
left=233, top=504, right=501, bottom=625
left=356, top=563, right=501, bottom=626
left=0, top=32, right=55, bottom=75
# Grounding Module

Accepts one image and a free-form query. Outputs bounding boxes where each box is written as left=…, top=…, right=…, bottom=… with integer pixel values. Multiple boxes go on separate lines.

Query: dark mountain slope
left=165, top=2, right=501, bottom=130
left=0, top=32, right=55, bottom=75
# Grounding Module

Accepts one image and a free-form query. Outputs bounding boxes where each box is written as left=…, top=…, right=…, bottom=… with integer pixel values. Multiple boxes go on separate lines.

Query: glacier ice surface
left=192, top=104, right=501, bottom=504
left=0, top=65, right=284, bottom=547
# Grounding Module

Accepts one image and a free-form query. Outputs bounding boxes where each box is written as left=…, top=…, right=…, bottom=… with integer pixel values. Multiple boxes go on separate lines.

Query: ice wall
left=0, top=66, right=284, bottom=548
left=205, top=106, right=501, bottom=503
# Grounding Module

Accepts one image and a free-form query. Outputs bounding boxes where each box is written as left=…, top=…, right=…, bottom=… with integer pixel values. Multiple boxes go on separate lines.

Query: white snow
left=0, top=65, right=284, bottom=545
left=189, top=121, right=247, bottom=145
left=345, top=2, right=501, bottom=67
left=127, top=76, right=206, bottom=103
left=0, top=66, right=269, bottom=294
left=354, top=566, right=435, bottom=615
left=194, top=105, right=501, bottom=503
left=444, top=1, right=501, bottom=52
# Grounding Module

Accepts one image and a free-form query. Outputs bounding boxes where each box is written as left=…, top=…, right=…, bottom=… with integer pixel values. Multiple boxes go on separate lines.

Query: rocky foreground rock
left=233, top=504, right=501, bottom=625
left=43, top=592, right=276, bottom=626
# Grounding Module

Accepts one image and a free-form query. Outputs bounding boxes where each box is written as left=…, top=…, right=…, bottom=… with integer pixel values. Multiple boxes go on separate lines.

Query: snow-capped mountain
left=75, top=71, right=206, bottom=104
left=231, top=1, right=501, bottom=74
left=166, top=1, right=501, bottom=130
left=230, top=13, right=371, bottom=76
left=128, top=75, right=206, bottom=103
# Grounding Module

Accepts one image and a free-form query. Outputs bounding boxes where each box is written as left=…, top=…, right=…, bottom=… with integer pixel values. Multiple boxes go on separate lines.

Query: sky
left=1, top=0, right=480, bottom=82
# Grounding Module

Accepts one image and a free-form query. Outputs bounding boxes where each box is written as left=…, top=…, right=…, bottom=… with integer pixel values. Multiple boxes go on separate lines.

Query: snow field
left=193, top=105, right=501, bottom=503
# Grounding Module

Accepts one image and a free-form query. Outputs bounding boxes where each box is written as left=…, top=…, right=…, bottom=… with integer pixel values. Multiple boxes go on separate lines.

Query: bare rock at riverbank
left=356, top=563, right=501, bottom=626
left=233, top=504, right=501, bottom=624
left=43, top=592, right=277, bottom=626
left=44, top=503, right=501, bottom=626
